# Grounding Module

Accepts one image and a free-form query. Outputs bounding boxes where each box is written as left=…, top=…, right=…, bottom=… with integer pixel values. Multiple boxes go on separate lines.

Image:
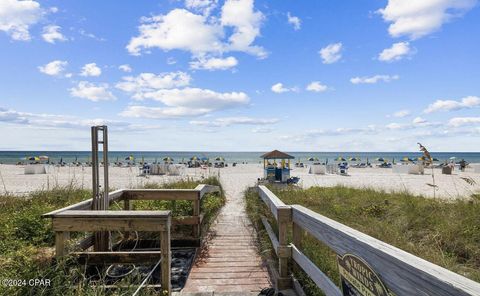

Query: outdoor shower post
left=91, top=125, right=110, bottom=252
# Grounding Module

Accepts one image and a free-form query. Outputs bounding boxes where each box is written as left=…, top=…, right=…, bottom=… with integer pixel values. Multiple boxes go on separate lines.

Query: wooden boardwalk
left=182, top=172, right=271, bottom=293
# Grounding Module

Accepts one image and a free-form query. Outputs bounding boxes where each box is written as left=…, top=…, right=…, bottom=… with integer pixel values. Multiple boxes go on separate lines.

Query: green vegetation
left=0, top=177, right=224, bottom=295
left=245, top=185, right=480, bottom=296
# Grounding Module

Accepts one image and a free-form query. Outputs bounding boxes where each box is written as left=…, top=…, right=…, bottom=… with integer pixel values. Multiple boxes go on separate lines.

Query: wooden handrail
left=256, top=185, right=480, bottom=296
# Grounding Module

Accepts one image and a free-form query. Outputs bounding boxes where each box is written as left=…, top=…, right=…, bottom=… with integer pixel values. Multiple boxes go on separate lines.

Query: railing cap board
left=194, top=184, right=221, bottom=199
left=42, top=189, right=124, bottom=218
left=258, top=185, right=287, bottom=220
left=291, top=205, right=480, bottom=296
left=53, top=210, right=171, bottom=219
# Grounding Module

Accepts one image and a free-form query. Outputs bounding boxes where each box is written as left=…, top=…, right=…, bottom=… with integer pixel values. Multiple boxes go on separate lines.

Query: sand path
left=182, top=169, right=271, bottom=293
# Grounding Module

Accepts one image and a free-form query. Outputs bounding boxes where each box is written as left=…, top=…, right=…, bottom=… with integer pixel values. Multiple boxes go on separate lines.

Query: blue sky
left=0, top=0, right=479, bottom=151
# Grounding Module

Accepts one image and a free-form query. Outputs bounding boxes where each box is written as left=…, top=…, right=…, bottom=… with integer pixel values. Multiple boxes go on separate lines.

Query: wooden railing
left=42, top=184, right=221, bottom=296
left=257, top=185, right=480, bottom=296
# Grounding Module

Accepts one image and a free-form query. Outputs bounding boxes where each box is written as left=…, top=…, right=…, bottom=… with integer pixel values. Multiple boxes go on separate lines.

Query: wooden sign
left=337, top=254, right=395, bottom=296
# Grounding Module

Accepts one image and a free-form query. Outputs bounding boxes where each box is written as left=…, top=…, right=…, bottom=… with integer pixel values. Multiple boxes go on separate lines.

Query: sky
left=0, top=0, right=479, bottom=152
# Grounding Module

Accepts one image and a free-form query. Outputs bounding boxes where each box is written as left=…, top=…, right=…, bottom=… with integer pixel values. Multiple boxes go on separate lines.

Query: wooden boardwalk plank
left=182, top=176, right=271, bottom=293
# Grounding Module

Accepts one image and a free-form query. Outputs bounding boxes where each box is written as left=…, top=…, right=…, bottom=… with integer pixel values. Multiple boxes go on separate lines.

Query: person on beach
left=460, top=159, right=467, bottom=172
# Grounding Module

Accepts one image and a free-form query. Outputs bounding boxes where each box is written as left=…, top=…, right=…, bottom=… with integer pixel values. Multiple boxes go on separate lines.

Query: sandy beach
left=0, top=163, right=479, bottom=199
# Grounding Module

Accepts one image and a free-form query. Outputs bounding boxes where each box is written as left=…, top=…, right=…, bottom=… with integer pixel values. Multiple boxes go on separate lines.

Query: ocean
left=0, top=151, right=479, bottom=164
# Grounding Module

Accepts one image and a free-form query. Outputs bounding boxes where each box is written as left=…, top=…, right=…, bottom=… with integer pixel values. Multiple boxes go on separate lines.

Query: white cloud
left=190, top=116, right=278, bottom=127
left=70, top=81, right=116, bottom=102
left=306, top=81, right=328, bottom=92
left=319, top=42, right=342, bottom=64
left=38, top=60, right=68, bottom=76
left=118, top=64, right=132, bottom=73
left=139, top=87, right=249, bottom=109
left=378, top=0, right=477, bottom=39
left=0, top=106, right=150, bottom=131
left=120, top=106, right=210, bottom=119
left=350, top=74, right=399, bottom=84
left=390, top=109, right=411, bottom=118
left=127, top=1, right=266, bottom=58
left=271, top=83, right=294, bottom=93
left=80, top=63, right=102, bottom=77
left=127, top=9, right=223, bottom=56
left=190, top=56, right=238, bottom=70
left=41, top=25, right=66, bottom=43
left=378, top=42, right=412, bottom=62
left=412, top=116, right=427, bottom=124
left=116, top=72, right=191, bottom=99
left=0, top=0, right=43, bottom=41
left=448, top=117, right=480, bottom=127
left=167, top=57, right=177, bottom=65
left=252, top=127, right=273, bottom=133
left=120, top=87, right=250, bottom=119
left=424, top=96, right=480, bottom=113
left=220, top=0, right=266, bottom=58
left=185, top=0, right=218, bottom=15
left=287, top=12, right=301, bottom=30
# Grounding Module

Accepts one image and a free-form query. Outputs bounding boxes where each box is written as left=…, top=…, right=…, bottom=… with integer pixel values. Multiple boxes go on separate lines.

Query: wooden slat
left=74, top=235, right=94, bottom=251
left=173, top=216, right=200, bottom=225
left=54, top=210, right=170, bottom=218
left=73, top=251, right=161, bottom=264
left=258, top=185, right=285, bottom=220
left=195, top=184, right=221, bottom=200
left=52, top=210, right=171, bottom=232
left=291, top=245, right=342, bottom=296
left=43, top=189, right=124, bottom=217
left=53, top=218, right=168, bottom=232
left=260, top=216, right=279, bottom=255
left=124, top=189, right=199, bottom=201
left=292, top=205, right=480, bottom=296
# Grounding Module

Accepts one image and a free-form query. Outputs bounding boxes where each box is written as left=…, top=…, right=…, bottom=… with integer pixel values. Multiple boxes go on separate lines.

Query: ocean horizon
left=1, top=151, right=479, bottom=164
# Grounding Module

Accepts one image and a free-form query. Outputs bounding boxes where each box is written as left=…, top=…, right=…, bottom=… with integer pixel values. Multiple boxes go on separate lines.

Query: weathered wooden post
left=91, top=125, right=110, bottom=251
left=277, top=205, right=292, bottom=290
left=193, top=191, right=201, bottom=239
left=160, top=214, right=172, bottom=295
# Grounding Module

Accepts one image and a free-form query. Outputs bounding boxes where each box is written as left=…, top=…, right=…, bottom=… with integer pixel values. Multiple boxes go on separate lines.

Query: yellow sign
left=337, top=254, right=395, bottom=296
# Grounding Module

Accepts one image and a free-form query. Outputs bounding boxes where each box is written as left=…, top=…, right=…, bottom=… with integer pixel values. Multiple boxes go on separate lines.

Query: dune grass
left=245, top=185, right=480, bottom=296
left=0, top=177, right=224, bottom=296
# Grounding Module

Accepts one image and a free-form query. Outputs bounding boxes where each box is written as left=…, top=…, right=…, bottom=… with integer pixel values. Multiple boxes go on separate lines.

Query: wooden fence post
left=123, top=196, right=131, bottom=239
left=55, top=231, right=69, bottom=258
left=160, top=217, right=172, bottom=295
left=193, top=191, right=201, bottom=239
left=277, top=206, right=292, bottom=290
left=293, top=221, right=304, bottom=250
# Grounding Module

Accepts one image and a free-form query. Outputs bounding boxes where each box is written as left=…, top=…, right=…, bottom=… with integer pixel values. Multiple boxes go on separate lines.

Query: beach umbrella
left=163, top=156, right=173, bottom=162
left=335, top=156, right=346, bottom=162
left=215, top=156, right=224, bottom=161
left=39, top=155, right=49, bottom=161
left=449, top=156, right=456, bottom=160
left=349, top=157, right=361, bottom=161
left=307, top=157, right=314, bottom=161
left=376, top=157, right=386, bottom=162
left=401, top=157, right=414, bottom=162
left=432, top=158, right=439, bottom=162
left=125, top=155, right=134, bottom=161
left=307, top=157, right=319, bottom=161
left=190, top=156, right=198, bottom=161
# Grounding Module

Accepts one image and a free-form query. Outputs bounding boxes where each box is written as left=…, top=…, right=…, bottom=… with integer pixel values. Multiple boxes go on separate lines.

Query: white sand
left=0, top=163, right=479, bottom=199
